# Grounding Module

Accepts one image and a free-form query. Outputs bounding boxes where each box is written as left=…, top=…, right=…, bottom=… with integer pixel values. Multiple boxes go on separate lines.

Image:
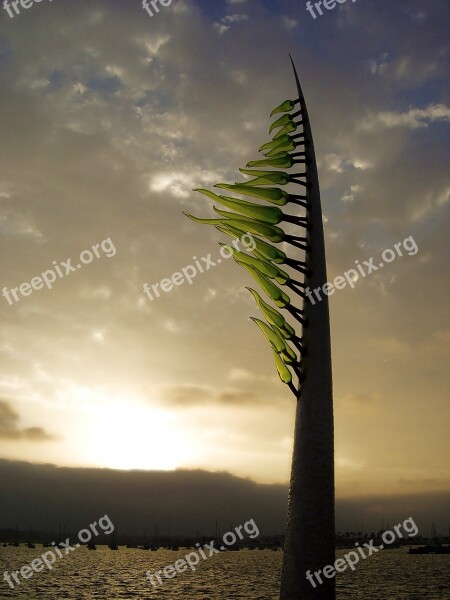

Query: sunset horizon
left=1, top=0, right=449, bottom=598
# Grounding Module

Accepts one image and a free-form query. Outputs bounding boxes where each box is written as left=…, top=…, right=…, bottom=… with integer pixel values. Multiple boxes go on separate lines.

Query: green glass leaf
left=216, top=224, right=288, bottom=265
left=259, top=135, right=292, bottom=152
left=214, top=184, right=289, bottom=206
left=212, top=208, right=281, bottom=236
left=195, top=188, right=284, bottom=224
left=215, top=226, right=283, bottom=265
left=247, top=288, right=285, bottom=328
left=278, top=335, right=297, bottom=362
left=240, top=168, right=289, bottom=179
left=233, top=260, right=291, bottom=307
left=273, top=121, right=297, bottom=139
left=184, top=211, right=286, bottom=244
left=278, top=321, right=296, bottom=339
left=183, top=212, right=223, bottom=225
left=270, top=99, right=297, bottom=117
left=222, top=245, right=290, bottom=284
left=239, top=169, right=290, bottom=186
left=220, top=245, right=281, bottom=280
left=272, top=326, right=298, bottom=364
left=251, top=318, right=285, bottom=353
left=269, top=114, right=294, bottom=134
left=215, top=223, right=253, bottom=239
left=268, top=341, right=279, bottom=353
left=253, top=320, right=296, bottom=366
left=250, top=251, right=290, bottom=284
left=250, top=238, right=286, bottom=264
left=272, top=350, right=292, bottom=384
left=279, top=350, right=297, bottom=366
left=247, top=153, right=295, bottom=169
left=248, top=240, right=286, bottom=263
left=214, top=218, right=286, bottom=248
left=241, top=176, right=280, bottom=187
left=221, top=219, right=286, bottom=243
left=265, top=139, right=297, bottom=157
left=212, top=207, right=262, bottom=224
left=247, top=288, right=296, bottom=341
left=262, top=321, right=297, bottom=364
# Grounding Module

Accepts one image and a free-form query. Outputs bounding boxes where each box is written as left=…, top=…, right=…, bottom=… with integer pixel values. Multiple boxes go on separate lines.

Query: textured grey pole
left=279, top=59, right=335, bottom=600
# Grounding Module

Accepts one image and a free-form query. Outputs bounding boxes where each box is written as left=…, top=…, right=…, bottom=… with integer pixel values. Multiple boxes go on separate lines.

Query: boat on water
left=108, top=528, right=119, bottom=550
left=408, top=544, right=450, bottom=555
left=141, top=544, right=160, bottom=550
left=408, top=523, right=450, bottom=554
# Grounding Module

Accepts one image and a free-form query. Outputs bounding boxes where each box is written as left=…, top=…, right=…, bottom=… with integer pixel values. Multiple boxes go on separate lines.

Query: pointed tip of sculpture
left=289, top=54, right=301, bottom=90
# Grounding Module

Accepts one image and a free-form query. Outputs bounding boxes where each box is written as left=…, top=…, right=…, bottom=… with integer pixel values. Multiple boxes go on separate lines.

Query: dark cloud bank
left=0, top=400, right=54, bottom=441
left=0, top=460, right=448, bottom=536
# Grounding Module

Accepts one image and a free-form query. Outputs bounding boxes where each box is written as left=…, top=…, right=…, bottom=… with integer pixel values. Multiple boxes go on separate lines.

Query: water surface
left=0, top=547, right=448, bottom=598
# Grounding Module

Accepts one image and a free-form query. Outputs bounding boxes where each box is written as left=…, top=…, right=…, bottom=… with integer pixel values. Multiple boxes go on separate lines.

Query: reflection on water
left=0, top=547, right=448, bottom=599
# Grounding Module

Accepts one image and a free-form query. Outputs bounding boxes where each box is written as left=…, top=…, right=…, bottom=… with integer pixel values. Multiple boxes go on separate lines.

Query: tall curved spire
left=279, top=57, right=335, bottom=600
left=185, top=57, right=335, bottom=599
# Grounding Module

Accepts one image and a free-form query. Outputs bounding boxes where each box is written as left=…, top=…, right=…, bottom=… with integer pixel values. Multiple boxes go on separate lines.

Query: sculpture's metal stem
left=279, top=58, right=335, bottom=600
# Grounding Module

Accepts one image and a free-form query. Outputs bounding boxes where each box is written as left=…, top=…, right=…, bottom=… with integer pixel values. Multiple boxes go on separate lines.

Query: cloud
left=217, top=390, right=260, bottom=405
left=148, top=168, right=222, bottom=199
left=0, top=459, right=449, bottom=535
left=159, top=385, right=262, bottom=407
left=337, top=392, right=384, bottom=416
left=214, top=13, right=249, bottom=35
left=369, top=336, right=412, bottom=358
left=360, top=104, right=450, bottom=131
left=228, top=368, right=277, bottom=384
left=282, top=16, right=298, bottom=29
left=0, top=400, right=54, bottom=441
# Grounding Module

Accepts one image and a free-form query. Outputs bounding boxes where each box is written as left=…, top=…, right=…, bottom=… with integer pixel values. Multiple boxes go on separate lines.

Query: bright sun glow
left=77, top=396, right=197, bottom=471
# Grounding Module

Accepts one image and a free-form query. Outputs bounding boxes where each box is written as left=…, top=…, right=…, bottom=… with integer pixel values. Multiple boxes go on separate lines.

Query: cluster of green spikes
left=184, top=97, right=311, bottom=395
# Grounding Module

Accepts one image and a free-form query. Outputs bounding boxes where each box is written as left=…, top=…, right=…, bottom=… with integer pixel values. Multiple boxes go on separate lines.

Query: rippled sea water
left=0, top=547, right=448, bottom=599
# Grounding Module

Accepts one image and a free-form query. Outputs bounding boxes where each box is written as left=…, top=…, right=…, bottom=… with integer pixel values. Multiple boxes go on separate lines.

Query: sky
left=0, top=0, right=449, bottom=505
